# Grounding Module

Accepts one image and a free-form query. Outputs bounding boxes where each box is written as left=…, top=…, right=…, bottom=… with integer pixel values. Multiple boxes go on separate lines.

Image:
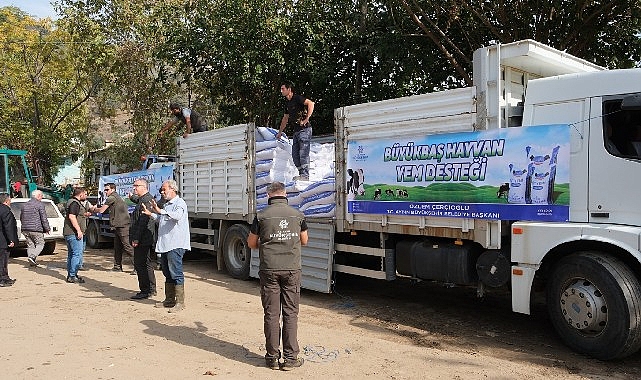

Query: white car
left=10, top=198, right=65, bottom=255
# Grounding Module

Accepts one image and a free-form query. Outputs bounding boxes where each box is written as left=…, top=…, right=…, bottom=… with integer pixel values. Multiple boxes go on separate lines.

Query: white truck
left=177, top=39, right=641, bottom=360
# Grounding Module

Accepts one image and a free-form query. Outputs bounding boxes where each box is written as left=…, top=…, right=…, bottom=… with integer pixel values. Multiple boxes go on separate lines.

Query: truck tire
left=86, top=221, right=101, bottom=248
left=223, top=224, right=251, bottom=280
left=42, top=241, right=56, bottom=255
left=546, top=252, right=641, bottom=360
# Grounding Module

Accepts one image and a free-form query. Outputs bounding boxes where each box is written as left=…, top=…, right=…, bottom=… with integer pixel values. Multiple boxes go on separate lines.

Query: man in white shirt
left=142, top=179, right=190, bottom=312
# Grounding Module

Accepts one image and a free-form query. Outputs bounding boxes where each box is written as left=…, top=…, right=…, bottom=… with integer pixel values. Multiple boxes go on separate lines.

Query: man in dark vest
left=160, top=102, right=207, bottom=138
left=247, top=181, right=309, bottom=371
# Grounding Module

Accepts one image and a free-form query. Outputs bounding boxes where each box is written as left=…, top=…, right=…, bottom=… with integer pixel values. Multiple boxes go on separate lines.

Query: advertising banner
left=97, top=166, right=174, bottom=207
left=346, top=124, right=570, bottom=222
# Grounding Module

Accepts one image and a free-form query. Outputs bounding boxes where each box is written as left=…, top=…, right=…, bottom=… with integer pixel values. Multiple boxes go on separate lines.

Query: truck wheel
left=42, top=241, right=56, bottom=255
left=223, top=224, right=251, bottom=280
left=547, top=252, right=641, bottom=359
left=86, top=221, right=101, bottom=248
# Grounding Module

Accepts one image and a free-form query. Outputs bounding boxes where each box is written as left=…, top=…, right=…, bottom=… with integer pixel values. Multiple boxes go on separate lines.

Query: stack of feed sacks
left=255, top=127, right=298, bottom=211
left=255, top=126, right=336, bottom=218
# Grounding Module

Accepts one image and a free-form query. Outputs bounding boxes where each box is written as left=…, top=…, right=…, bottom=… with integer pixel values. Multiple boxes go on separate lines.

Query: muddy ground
left=1, top=244, right=640, bottom=379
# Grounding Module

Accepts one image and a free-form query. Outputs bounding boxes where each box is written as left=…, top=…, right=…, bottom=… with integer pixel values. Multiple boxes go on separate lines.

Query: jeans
left=160, top=248, right=185, bottom=285
left=292, top=126, right=312, bottom=177
left=79, top=236, right=86, bottom=268
left=259, top=270, right=301, bottom=360
left=65, top=234, right=84, bottom=277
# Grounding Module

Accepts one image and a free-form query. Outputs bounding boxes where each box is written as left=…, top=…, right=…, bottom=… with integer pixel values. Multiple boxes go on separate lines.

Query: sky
left=0, top=0, right=58, bottom=19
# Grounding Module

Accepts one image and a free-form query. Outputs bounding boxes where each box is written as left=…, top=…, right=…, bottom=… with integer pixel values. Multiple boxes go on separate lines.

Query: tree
left=390, top=0, right=641, bottom=86
left=0, top=6, right=99, bottom=184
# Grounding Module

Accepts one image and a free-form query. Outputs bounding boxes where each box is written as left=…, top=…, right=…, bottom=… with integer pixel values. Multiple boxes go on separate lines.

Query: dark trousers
left=133, top=244, right=156, bottom=294
left=0, top=248, right=10, bottom=281
left=113, top=226, right=134, bottom=267
left=259, top=270, right=301, bottom=360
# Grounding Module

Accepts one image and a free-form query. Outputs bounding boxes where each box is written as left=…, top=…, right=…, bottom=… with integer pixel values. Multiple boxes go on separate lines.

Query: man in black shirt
left=276, top=81, right=315, bottom=181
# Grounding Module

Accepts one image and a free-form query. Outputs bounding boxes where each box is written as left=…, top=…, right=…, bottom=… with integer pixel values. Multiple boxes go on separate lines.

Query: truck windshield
left=603, top=99, right=641, bottom=159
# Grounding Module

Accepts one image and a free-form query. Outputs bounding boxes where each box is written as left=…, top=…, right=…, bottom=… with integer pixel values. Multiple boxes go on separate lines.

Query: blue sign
left=346, top=125, right=570, bottom=222
left=98, top=166, right=174, bottom=205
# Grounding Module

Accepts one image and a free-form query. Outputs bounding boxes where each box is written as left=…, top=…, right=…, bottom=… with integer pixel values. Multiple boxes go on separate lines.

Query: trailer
left=178, top=40, right=641, bottom=360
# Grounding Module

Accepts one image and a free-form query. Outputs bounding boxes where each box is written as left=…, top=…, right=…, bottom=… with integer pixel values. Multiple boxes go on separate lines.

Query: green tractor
left=1, top=149, right=72, bottom=208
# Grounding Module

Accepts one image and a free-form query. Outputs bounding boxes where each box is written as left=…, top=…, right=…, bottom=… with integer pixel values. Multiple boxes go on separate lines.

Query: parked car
left=10, top=198, right=65, bottom=255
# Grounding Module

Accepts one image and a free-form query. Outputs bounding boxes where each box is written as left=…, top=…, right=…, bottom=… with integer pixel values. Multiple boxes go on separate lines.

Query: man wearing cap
left=247, top=181, right=309, bottom=371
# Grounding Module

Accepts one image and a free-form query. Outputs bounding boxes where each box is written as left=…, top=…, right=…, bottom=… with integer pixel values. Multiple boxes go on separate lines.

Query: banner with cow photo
left=346, top=124, right=570, bottom=222
left=97, top=165, right=174, bottom=207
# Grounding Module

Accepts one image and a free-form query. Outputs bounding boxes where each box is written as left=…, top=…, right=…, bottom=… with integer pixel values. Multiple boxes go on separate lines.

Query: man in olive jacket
left=129, top=179, right=157, bottom=299
left=94, top=183, right=134, bottom=272
left=0, top=193, right=18, bottom=287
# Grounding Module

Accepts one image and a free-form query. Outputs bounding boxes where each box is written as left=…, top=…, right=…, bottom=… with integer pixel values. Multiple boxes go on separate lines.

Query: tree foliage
left=0, top=6, right=99, bottom=184
left=390, top=0, right=641, bottom=86
left=4, top=1, right=641, bottom=184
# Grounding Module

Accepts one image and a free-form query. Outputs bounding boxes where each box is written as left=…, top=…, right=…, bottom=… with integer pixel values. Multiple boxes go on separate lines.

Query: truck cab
left=507, top=70, right=641, bottom=360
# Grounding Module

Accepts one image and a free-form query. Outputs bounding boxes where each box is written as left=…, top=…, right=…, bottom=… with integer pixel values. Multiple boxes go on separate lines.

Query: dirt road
left=2, top=245, right=640, bottom=379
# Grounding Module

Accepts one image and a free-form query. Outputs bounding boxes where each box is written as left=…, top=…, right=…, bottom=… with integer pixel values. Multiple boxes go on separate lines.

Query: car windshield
left=44, top=202, right=60, bottom=218
left=9, top=201, right=60, bottom=219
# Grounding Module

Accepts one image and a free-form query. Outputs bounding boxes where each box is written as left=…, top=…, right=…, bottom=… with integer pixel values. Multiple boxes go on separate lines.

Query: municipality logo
left=279, top=219, right=289, bottom=229
left=353, top=145, right=369, bottom=161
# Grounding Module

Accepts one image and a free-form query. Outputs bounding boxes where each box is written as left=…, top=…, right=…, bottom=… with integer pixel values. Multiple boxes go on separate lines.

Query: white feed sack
left=254, top=127, right=336, bottom=217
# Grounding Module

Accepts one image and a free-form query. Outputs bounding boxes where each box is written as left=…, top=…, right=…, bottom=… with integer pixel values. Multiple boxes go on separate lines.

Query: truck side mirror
left=621, top=94, right=641, bottom=110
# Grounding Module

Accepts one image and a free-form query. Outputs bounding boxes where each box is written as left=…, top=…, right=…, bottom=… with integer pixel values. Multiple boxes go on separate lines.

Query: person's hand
left=76, top=231, right=84, bottom=240
left=141, top=202, right=150, bottom=216
left=183, top=132, right=189, bottom=138
left=132, top=241, right=139, bottom=248
left=276, top=131, right=282, bottom=140
left=8, top=241, right=14, bottom=247
left=149, top=199, right=161, bottom=214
